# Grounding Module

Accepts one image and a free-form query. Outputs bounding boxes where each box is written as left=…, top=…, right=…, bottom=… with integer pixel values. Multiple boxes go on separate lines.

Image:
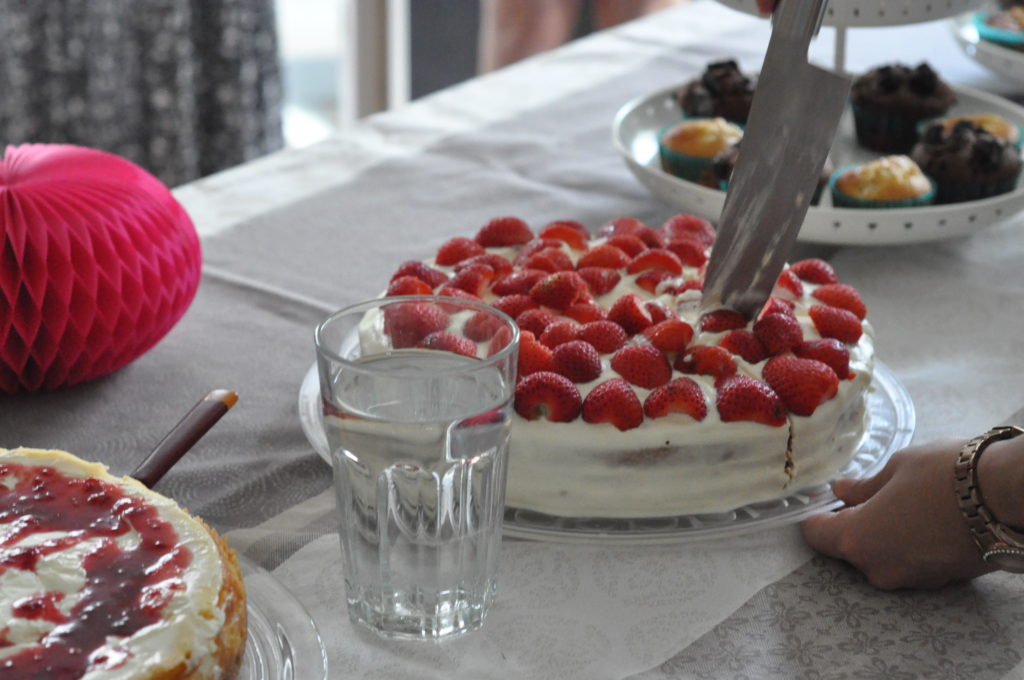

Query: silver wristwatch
left=954, top=425, right=1024, bottom=573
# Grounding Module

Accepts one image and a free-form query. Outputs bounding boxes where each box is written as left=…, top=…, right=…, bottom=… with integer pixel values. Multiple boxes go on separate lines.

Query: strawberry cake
left=0, top=447, right=247, bottom=679
left=380, top=214, right=874, bottom=517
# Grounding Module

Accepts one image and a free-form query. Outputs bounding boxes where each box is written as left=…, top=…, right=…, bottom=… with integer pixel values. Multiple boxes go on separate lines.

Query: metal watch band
left=954, top=425, right=1024, bottom=570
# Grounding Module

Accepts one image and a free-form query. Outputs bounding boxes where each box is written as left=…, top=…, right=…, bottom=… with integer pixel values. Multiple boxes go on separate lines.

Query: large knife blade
left=700, top=0, right=850, bottom=320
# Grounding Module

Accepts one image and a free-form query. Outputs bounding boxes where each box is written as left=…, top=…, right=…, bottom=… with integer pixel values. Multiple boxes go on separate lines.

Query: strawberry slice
left=759, top=296, right=796, bottom=318
left=514, top=371, right=582, bottom=422
left=435, top=237, right=486, bottom=266
left=492, top=268, right=548, bottom=296
left=476, top=216, right=534, bottom=247
left=789, top=258, right=839, bottom=284
left=634, top=270, right=673, bottom=294
left=643, top=319, right=694, bottom=353
left=417, top=331, right=477, bottom=358
left=645, top=302, right=672, bottom=325
left=762, top=355, right=839, bottom=417
left=517, top=331, right=555, bottom=376
left=522, top=248, right=574, bottom=273
left=539, top=222, right=589, bottom=250
left=752, top=312, right=803, bottom=355
left=491, top=294, right=538, bottom=320
left=794, top=338, right=854, bottom=380
left=455, top=253, right=513, bottom=279
left=564, top=302, right=609, bottom=324
left=577, top=244, right=631, bottom=269
left=661, top=214, right=716, bottom=247
left=677, top=279, right=703, bottom=294
left=611, top=344, right=672, bottom=389
left=811, top=283, right=867, bottom=320
left=626, top=249, right=684, bottom=276
left=599, top=217, right=665, bottom=248
left=530, top=271, right=589, bottom=310
left=698, top=309, right=748, bottom=333
left=551, top=340, right=602, bottom=383
left=487, top=324, right=515, bottom=357
left=582, top=378, right=644, bottom=431
left=580, top=320, right=628, bottom=354
left=386, top=275, right=434, bottom=296
left=605, top=234, right=648, bottom=257
left=513, top=238, right=563, bottom=266
left=577, top=266, right=621, bottom=296
left=464, top=311, right=503, bottom=342
left=544, top=219, right=589, bottom=236
left=665, top=238, right=709, bottom=267
left=608, top=294, right=654, bottom=335
left=643, top=377, right=708, bottom=421
left=809, top=305, right=863, bottom=343
left=675, top=345, right=737, bottom=378
left=446, top=263, right=495, bottom=297
left=515, top=309, right=558, bottom=336
left=715, top=374, right=787, bottom=426
left=436, top=286, right=483, bottom=302
left=383, top=302, right=449, bottom=348
left=718, top=330, right=767, bottom=364
left=775, top=269, right=804, bottom=299
left=390, top=261, right=449, bottom=289
left=539, top=320, right=582, bottom=349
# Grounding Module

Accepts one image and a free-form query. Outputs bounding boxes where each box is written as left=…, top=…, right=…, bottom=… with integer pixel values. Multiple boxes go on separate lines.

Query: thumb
left=832, top=464, right=895, bottom=506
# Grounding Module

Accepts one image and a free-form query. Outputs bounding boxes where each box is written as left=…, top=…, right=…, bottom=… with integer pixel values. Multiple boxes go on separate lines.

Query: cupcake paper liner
left=851, top=103, right=928, bottom=154
left=931, top=171, right=1022, bottom=204
left=829, top=164, right=937, bottom=209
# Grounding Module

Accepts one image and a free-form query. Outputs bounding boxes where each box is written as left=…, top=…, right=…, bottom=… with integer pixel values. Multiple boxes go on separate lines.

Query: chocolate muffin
left=712, top=141, right=832, bottom=205
left=850, top=63, right=956, bottom=153
left=910, top=120, right=1022, bottom=203
left=677, top=60, right=756, bottom=125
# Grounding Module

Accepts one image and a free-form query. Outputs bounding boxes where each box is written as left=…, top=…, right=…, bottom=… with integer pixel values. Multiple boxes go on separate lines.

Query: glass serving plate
left=238, top=554, right=329, bottom=680
left=299, top=361, right=914, bottom=545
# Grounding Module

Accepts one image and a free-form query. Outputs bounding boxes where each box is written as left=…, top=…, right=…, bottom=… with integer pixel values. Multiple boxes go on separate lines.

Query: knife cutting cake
left=380, top=214, right=874, bottom=517
left=0, top=447, right=246, bottom=679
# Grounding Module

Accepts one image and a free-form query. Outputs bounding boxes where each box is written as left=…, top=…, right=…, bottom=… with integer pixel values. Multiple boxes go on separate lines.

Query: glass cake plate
left=239, top=554, right=329, bottom=680
left=299, top=361, right=913, bottom=545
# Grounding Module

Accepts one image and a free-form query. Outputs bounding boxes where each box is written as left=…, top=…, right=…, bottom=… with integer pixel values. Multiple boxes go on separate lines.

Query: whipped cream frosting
left=0, top=448, right=227, bottom=680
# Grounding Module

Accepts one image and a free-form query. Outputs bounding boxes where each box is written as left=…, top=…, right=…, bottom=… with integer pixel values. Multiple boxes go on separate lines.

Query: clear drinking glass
left=315, top=295, right=519, bottom=640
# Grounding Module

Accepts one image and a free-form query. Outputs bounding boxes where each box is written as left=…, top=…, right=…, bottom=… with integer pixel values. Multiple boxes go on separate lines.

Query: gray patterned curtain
left=0, top=0, right=284, bottom=187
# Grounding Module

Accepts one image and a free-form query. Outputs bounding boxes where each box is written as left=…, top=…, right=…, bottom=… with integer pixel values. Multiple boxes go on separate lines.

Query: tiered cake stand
left=614, top=0, right=1024, bottom=245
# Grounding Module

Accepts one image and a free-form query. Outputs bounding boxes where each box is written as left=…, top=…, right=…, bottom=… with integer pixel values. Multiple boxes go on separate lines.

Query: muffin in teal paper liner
left=830, top=156, right=936, bottom=209
left=658, top=117, right=742, bottom=187
left=917, top=114, right=1023, bottom=150
left=911, top=120, right=1023, bottom=204
left=714, top=141, right=831, bottom=205
left=850, top=63, right=956, bottom=153
left=974, top=9, right=1024, bottom=50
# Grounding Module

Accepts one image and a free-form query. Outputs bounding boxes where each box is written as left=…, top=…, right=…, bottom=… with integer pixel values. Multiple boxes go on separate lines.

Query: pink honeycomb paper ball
left=0, top=144, right=202, bottom=392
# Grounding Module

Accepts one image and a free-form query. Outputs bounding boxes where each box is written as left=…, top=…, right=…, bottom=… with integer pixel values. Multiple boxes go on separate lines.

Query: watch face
left=984, top=549, right=1024, bottom=573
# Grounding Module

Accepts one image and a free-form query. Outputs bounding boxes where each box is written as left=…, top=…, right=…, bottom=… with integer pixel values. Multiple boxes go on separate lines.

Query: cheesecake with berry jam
left=0, top=448, right=246, bottom=680
left=381, top=214, right=875, bottom=517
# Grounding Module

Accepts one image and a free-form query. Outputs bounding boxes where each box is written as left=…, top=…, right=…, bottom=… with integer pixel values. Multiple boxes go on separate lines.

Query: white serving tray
left=612, top=80, right=1024, bottom=245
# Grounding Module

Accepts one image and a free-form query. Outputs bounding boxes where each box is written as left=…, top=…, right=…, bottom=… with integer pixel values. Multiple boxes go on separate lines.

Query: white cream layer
left=0, top=448, right=226, bottom=680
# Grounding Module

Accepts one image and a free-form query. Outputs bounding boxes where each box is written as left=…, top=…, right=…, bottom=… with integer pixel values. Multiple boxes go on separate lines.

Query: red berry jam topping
left=0, top=462, right=193, bottom=678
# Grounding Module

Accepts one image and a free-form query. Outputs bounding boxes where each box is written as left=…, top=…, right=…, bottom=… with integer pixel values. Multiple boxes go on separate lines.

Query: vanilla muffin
left=659, top=117, right=743, bottom=186
left=830, top=155, right=935, bottom=209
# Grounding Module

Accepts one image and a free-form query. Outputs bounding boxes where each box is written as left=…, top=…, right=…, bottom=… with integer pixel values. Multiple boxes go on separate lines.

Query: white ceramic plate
left=239, top=554, right=329, bottom=680
left=298, top=361, right=914, bottom=544
left=714, top=0, right=987, bottom=27
left=952, top=13, right=1024, bottom=85
left=613, top=81, right=1024, bottom=244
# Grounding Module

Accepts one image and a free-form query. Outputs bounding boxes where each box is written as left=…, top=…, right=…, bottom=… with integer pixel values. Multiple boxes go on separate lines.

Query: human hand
left=801, top=438, right=993, bottom=590
left=756, top=0, right=777, bottom=14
